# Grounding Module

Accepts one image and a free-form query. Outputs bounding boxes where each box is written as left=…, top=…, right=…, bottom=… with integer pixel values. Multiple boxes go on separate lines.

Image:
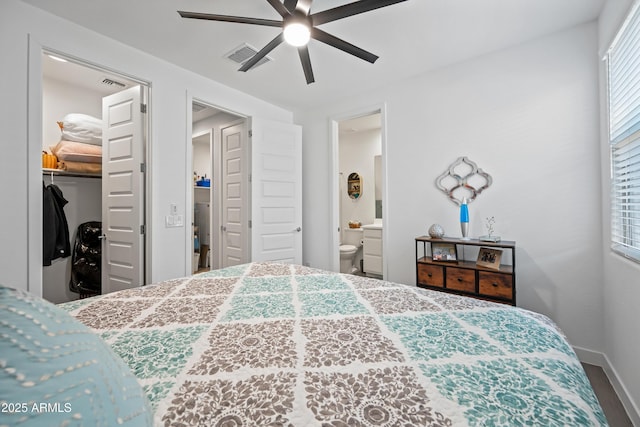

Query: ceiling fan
left=178, top=0, right=408, bottom=84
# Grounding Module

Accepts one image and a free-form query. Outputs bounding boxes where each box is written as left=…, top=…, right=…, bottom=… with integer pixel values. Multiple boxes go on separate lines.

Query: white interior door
left=102, top=85, right=145, bottom=293
left=250, top=118, right=302, bottom=264
left=221, top=121, right=248, bottom=267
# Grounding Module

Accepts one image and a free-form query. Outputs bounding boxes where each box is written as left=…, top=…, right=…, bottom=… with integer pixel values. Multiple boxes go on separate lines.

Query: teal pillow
left=0, top=285, right=152, bottom=426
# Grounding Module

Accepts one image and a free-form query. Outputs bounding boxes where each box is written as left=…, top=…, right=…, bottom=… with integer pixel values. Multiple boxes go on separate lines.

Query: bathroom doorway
left=331, top=107, right=386, bottom=277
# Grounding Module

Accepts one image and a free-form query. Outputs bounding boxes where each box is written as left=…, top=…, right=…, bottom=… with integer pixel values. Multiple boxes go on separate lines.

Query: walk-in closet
left=41, top=53, right=142, bottom=303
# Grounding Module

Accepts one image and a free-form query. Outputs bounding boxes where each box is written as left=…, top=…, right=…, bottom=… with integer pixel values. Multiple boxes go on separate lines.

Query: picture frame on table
left=476, top=247, right=503, bottom=269
left=431, top=242, right=458, bottom=262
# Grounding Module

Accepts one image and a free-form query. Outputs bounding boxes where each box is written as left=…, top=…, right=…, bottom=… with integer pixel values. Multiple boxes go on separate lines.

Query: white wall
left=598, top=0, right=640, bottom=422
left=41, top=77, right=103, bottom=303
left=42, top=77, right=103, bottom=150
left=299, top=23, right=603, bottom=355
left=339, top=128, right=381, bottom=234
left=192, top=140, right=211, bottom=183
left=0, top=0, right=293, bottom=294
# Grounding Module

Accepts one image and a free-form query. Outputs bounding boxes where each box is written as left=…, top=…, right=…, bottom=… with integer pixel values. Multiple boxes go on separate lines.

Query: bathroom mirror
left=347, top=172, right=362, bottom=199
left=374, top=155, right=382, bottom=218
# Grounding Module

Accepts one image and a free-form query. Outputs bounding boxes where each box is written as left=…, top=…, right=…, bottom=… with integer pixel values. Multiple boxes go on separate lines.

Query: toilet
left=340, top=244, right=359, bottom=274
left=339, top=228, right=363, bottom=274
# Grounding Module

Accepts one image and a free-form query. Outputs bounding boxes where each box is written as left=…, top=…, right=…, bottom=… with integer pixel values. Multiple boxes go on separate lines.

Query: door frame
left=329, top=103, right=389, bottom=277
left=28, top=39, right=152, bottom=297
left=185, top=94, right=248, bottom=275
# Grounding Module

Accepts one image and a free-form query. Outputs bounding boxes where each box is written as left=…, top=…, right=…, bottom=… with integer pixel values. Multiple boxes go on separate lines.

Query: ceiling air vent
left=224, top=43, right=272, bottom=69
left=101, top=77, right=126, bottom=88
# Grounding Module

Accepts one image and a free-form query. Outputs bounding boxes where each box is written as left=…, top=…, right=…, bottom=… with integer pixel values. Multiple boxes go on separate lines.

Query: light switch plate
left=165, top=214, right=183, bottom=228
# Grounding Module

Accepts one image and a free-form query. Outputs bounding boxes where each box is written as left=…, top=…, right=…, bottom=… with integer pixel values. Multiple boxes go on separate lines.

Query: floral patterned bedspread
left=60, top=262, right=607, bottom=426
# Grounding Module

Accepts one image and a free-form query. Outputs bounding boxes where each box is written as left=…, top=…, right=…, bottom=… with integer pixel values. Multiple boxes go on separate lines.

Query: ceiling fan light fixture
left=178, top=0, right=409, bottom=83
left=283, top=22, right=310, bottom=47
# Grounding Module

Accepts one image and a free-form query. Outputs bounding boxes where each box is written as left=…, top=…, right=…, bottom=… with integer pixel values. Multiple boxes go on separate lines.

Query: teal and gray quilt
left=60, top=262, right=607, bottom=426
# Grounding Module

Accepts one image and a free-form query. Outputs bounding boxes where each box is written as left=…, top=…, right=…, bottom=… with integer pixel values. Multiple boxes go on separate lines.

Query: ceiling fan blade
left=239, top=33, right=285, bottom=72
left=284, top=0, right=313, bottom=15
left=311, top=28, right=378, bottom=63
left=311, top=0, right=407, bottom=26
left=298, top=46, right=315, bottom=84
left=266, top=0, right=291, bottom=17
left=178, top=11, right=282, bottom=28
left=283, top=0, right=298, bottom=14
left=295, top=0, right=313, bottom=15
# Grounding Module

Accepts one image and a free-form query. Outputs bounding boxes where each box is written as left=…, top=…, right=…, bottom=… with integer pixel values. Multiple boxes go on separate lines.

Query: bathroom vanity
left=362, top=224, right=383, bottom=277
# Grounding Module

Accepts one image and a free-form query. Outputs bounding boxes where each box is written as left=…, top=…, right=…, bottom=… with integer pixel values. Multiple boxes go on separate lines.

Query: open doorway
left=190, top=100, right=247, bottom=273
left=331, top=107, right=386, bottom=278
left=187, top=101, right=304, bottom=274
left=40, top=51, right=149, bottom=303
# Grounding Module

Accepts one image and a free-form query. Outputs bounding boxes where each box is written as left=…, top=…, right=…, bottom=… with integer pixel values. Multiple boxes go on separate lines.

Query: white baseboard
left=574, top=346, right=640, bottom=426
left=574, top=346, right=606, bottom=366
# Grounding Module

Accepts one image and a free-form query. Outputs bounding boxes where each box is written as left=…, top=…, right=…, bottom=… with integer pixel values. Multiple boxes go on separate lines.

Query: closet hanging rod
left=42, top=168, right=101, bottom=179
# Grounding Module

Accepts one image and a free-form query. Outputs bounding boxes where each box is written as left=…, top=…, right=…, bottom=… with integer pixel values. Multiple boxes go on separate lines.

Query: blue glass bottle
left=460, top=197, right=470, bottom=240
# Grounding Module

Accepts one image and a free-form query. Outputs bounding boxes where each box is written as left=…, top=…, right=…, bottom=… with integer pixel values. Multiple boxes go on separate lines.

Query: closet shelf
left=43, top=168, right=101, bottom=179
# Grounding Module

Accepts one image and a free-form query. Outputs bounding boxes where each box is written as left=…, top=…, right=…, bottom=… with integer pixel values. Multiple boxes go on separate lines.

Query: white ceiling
left=43, top=54, right=225, bottom=120
left=42, top=54, right=137, bottom=96
left=23, top=0, right=605, bottom=112
left=339, top=113, right=381, bottom=135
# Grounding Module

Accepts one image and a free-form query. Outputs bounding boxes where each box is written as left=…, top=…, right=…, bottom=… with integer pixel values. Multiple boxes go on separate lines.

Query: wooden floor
left=582, top=363, right=633, bottom=426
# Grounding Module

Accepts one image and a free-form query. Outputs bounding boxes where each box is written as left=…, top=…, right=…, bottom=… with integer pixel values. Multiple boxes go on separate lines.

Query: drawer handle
left=457, top=277, right=463, bottom=282
left=427, top=273, right=432, bottom=277
left=492, top=283, right=498, bottom=287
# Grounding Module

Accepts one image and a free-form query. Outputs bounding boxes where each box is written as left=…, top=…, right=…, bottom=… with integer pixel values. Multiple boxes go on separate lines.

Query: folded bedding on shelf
left=57, top=113, right=103, bottom=145
left=50, top=140, right=102, bottom=164
left=59, top=160, right=102, bottom=174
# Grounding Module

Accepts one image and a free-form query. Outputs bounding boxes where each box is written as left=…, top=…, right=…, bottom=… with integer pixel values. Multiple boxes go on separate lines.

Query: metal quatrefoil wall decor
left=435, top=156, right=492, bottom=205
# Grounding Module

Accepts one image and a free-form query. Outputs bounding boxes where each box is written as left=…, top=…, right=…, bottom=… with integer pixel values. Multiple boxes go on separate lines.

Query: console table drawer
left=417, top=264, right=444, bottom=287
left=446, top=267, right=475, bottom=293
left=479, top=272, right=513, bottom=300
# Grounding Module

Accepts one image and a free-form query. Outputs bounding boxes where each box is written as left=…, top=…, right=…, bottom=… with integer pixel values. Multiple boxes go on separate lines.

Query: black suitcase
left=69, top=221, right=102, bottom=298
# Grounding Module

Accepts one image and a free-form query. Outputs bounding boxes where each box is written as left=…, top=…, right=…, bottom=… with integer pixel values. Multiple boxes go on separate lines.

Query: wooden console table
left=415, top=236, right=516, bottom=305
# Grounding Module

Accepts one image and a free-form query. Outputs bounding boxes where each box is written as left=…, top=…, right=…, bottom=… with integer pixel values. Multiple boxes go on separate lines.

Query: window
left=606, top=1, right=640, bottom=263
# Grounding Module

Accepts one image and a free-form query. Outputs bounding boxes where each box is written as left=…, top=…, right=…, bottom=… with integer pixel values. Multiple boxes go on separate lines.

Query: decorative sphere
left=428, top=224, right=445, bottom=238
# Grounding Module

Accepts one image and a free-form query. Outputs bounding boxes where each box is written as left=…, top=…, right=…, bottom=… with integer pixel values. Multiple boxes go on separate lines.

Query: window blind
left=608, top=1, right=640, bottom=262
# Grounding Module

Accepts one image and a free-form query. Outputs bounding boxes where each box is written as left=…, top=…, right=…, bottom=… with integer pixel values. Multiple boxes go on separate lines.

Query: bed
left=2, top=262, right=607, bottom=426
